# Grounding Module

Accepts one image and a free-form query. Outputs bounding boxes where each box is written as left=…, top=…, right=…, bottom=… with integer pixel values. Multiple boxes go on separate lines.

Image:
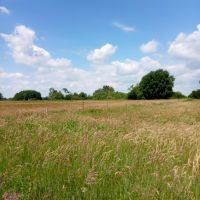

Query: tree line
left=0, top=69, right=200, bottom=101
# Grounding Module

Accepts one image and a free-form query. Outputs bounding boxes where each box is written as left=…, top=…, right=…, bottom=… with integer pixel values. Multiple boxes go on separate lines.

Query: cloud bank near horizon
left=1, top=24, right=200, bottom=97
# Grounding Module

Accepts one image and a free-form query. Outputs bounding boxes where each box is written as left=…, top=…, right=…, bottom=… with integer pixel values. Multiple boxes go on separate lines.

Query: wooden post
left=82, top=100, right=84, bottom=111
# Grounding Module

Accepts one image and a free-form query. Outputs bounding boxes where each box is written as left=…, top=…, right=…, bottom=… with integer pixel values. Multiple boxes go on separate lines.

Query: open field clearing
left=0, top=100, right=200, bottom=199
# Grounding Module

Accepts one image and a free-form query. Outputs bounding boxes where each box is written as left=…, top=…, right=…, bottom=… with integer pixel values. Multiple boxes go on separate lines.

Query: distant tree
left=78, top=92, right=88, bottom=100
left=189, top=89, right=200, bottom=99
left=93, top=85, right=115, bottom=100
left=71, top=92, right=80, bottom=100
left=171, top=91, right=186, bottom=99
left=139, top=69, right=175, bottom=99
left=128, top=84, right=144, bottom=100
left=114, top=91, right=127, bottom=99
left=62, top=88, right=70, bottom=94
left=14, top=90, right=42, bottom=100
left=0, top=92, right=3, bottom=100
left=48, top=88, right=64, bottom=100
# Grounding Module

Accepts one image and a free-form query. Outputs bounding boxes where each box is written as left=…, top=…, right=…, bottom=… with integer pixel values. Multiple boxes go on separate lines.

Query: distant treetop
left=13, top=90, right=42, bottom=101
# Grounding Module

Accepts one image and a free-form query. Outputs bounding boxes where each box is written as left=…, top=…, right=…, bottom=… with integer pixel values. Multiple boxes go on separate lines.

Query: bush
left=93, top=86, right=115, bottom=100
left=93, top=85, right=126, bottom=100
left=13, top=90, right=42, bottom=101
left=188, top=89, right=200, bottom=99
left=171, top=91, right=186, bottom=99
left=128, top=84, right=144, bottom=100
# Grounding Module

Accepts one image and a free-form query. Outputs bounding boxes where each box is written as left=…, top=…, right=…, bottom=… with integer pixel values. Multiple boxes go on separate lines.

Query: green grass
left=0, top=100, right=200, bottom=199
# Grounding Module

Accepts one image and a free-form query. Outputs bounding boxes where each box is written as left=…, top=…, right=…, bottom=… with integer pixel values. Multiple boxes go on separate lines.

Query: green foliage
left=171, top=91, right=186, bottom=99
left=78, top=92, right=88, bottom=100
left=1, top=101, right=200, bottom=199
left=64, top=91, right=88, bottom=100
left=189, top=89, right=200, bottom=99
left=48, top=88, right=64, bottom=100
left=128, top=84, right=144, bottom=100
left=93, top=85, right=115, bottom=100
left=114, top=91, right=127, bottom=99
left=13, top=90, right=42, bottom=100
left=93, top=85, right=126, bottom=100
left=0, top=92, right=3, bottom=100
left=139, top=69, right=175, bottom=99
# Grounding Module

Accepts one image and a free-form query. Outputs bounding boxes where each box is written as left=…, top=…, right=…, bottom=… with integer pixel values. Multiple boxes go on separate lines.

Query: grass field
left=0, top=100, right=200, bottom=200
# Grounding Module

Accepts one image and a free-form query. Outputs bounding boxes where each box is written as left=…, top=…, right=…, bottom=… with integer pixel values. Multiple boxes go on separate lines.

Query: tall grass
left=0, top=100, right=200, bottom=199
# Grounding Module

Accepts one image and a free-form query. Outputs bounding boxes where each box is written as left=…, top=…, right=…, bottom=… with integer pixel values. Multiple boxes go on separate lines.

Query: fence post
left=82, top=100, right=85, bottom=111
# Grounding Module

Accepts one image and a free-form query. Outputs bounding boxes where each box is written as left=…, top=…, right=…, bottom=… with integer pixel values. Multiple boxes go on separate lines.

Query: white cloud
left=0, top=69, right=30, bottom=97
left=0, top=6, right=10, bottom=14
left=168, top=24, right=200, bottom=62
left=112, top=59, right=139, bottom=75
left=0, top=71, right=24, bottom=79
left=140, top=40, right=159, bottom=53
left=1, top=24, right=200, bottom=97
left=0, top=25, right=71, bottom=67
left=113, top=22, right=135, bottom=32
left=87, top=43, right=117, bottom=63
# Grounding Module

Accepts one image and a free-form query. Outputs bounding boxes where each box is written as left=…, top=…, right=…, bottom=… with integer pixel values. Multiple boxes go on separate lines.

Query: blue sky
left=0, top=0, right=200, bottom=97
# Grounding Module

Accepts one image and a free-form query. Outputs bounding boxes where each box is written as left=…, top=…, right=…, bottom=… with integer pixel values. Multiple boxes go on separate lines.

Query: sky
left=0, top=0, right=200, bottom=98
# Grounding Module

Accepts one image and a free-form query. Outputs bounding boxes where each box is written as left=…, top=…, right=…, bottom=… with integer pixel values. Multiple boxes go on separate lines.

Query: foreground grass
left=0, top=100, right=200, bottom=199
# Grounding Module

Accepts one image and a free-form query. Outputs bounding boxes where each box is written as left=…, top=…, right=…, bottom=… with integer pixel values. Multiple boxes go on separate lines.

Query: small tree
left=139, top=69, right=175, bottom=99
left=78, top=92, right=88, bottom=100
left=48, top=88, right=64, bottom=100
left=93, top=85, right=115, bottom=100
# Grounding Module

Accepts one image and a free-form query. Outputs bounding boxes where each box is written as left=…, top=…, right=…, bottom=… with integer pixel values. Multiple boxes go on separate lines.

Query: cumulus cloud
left=0, top=69, right=30, bottom=97
left=168, top=24, right=200, bottom=62
left=1, top=24, right=200, bottom=97
left=0, top=25, right=71, bottom=67
left=140, top=40, right=159, bottom=53
left=0, top=6, right=10, bottom=14
left=113, top=22, right=135, bottom=32
left=87, top=43, right=117, bottom=63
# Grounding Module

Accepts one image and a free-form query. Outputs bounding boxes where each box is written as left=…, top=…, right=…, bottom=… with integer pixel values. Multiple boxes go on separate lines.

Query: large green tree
left=14, top=90, right=42, bottom=100
left=139, top=69, right=175, bottom=99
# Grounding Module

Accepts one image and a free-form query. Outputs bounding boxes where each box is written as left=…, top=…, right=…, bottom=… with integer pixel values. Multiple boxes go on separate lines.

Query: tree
left=13, top=90, right=42, bottom=100
left=128, top=84, right=144, bottom=100
left=0, top=92, right=3, bottom=100
left=62, top=88, right=70, bottom=94
left=93, top=85, right=115, bottom=100
left=189, top=89, right=200, bottom=99
left=48, top=88, right=64, bottom=100
left=78, top=92, right=88, bottom=100
left=139, top=69, right=175, bottom=99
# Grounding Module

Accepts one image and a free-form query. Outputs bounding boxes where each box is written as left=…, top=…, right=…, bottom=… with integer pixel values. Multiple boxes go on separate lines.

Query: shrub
left=171, top=91, right=186, bottom=99
left=128, top=84, right=144, bottom=100
left=189, top=89, right=200, bottom=99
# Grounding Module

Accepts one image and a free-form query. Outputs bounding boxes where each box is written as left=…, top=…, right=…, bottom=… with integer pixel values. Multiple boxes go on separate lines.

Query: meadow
left=0, top=100, right=200, bottom=200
